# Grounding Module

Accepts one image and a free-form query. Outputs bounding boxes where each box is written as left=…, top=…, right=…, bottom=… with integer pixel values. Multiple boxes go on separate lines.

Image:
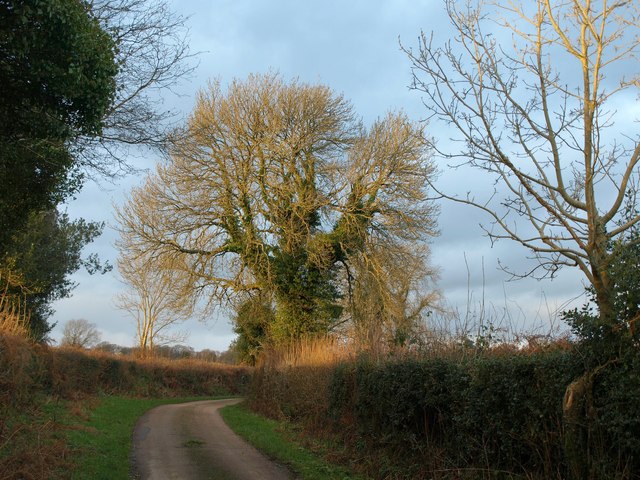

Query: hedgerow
left=0, top=332, right=251, bottom=480
left=252, top=343, right=640, bottom=479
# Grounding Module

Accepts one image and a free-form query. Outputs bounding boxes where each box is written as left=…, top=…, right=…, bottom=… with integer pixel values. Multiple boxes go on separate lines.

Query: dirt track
left=130, top=398, right=292, bottom=480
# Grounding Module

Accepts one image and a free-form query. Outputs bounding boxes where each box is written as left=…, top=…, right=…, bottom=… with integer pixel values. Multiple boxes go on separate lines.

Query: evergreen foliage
left=0, top=0, right=117, bottom=245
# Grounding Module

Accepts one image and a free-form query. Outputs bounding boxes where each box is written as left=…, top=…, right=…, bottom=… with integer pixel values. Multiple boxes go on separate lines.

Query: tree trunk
left=563, top=359, right=617, bottom=479
left=591, top=262, right=614, bottom=327
left=563, top=375, right=588, bottom=480
left=588, top=219, right=615, bottom=326
left=563, top=243, right=616, bottom=479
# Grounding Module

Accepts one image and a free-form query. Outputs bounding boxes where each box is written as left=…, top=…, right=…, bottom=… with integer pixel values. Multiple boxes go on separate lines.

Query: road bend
left=131, top=398, right=292, bottom=480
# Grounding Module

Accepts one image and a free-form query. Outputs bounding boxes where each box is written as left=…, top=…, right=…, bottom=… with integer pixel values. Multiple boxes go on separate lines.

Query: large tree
left=1, top=0, right=194, bottom=339
left=116, top=73, right=438, bottom=345
left=0, top=0, right=118, bottom=247
left=405, top=0, right=640, bottom=328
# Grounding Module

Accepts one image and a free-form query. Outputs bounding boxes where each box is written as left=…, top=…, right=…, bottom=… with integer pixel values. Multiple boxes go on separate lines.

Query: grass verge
left=220, top=402, right=360, bottom=480
left=64, top=396, right=231, bottom=480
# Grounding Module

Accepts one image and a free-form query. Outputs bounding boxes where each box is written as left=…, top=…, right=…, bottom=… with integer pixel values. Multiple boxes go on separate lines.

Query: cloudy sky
left=49, top=0, right=589, bottom=350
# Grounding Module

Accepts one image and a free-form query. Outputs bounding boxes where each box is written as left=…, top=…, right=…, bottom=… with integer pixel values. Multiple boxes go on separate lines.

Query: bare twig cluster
left=404, top=0, right=640, bottom=325
left=116, top=73, right=439, bottom=346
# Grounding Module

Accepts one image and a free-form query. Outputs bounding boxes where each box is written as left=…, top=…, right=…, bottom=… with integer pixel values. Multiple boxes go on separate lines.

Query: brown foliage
left=250, top=337, right=350, bottom=422
left=0, top=283, right=29, bottom=339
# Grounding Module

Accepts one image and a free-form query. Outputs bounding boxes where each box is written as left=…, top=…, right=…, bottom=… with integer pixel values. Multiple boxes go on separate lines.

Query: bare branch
left=404, top=0, right=640, bottom=322
left=116, top=73, right=439, bottom=343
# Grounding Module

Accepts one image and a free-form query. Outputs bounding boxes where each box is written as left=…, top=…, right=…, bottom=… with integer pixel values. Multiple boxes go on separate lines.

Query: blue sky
left=49, top=0, right=587, bottom=350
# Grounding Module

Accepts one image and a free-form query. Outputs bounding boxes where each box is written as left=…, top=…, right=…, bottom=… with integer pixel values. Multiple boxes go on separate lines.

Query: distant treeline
left=91, top=341, right=239, bottom=364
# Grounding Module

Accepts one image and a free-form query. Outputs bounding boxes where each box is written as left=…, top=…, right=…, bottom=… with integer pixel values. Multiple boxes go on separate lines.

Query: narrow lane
left=131, top=398, right=292, bottom=480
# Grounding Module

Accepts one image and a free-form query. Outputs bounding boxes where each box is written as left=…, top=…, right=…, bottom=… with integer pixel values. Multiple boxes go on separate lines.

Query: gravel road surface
left=131, top=398, right=292, bottom=480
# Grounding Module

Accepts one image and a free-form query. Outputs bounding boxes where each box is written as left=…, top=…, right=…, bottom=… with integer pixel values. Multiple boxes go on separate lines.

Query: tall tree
left=115, top=241, right=191, bottom=355
left=1, top=0, right=194, bottom=340
left=116, top=73, right=438, bottom=345
left=405, top=0, right=640, bottom=327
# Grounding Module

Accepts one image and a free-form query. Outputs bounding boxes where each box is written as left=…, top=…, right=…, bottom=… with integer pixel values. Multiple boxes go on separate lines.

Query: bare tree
left=79, top=0, right=196, bottom=177
left=115, top=242, right=191, bottom=356
left=116, top=73, right=438, bottom=344
left=61, top=318, right=101, bottom=348
left=346, top=239, right=439, bottom=352
left=404, top=0, right=640, bottom=326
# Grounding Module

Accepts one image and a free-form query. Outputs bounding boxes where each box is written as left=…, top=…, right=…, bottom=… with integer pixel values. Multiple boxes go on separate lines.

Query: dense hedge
left=327, top=353, right=579, bottom=478
left=588, top=350, right=640, bottom=478
left=252, top=348, right=640, bottom=479
left=0, top=333, right=252, bottom=405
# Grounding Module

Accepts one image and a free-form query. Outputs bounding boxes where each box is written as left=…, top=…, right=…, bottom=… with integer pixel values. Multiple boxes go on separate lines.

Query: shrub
left=252, top=342, right=640, bottom=479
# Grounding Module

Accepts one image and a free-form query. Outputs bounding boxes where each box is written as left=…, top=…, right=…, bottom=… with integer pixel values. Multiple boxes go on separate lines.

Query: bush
left=252, top=343, right=640, bottom=479
left=323, top=352, right=578, bottom=478
left=452, top=353, right=577, bottom=475
left=43, top=347, right=252, bottom=398
left=589, top=350, right=640, bottom=478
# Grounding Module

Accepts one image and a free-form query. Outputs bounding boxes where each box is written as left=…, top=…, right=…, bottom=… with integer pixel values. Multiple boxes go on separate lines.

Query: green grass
left=0, top=395, right=73, bottom=479
left=64, top=396, right=231, bottom=480
left=220, top=403, right=360, bottom=480
left=59, top=396, right=358, bottom=480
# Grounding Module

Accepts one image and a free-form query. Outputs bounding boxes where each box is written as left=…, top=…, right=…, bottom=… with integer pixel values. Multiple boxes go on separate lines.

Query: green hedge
left=0, top=334, right=252, bottom=403
left=254, top=348, right=640, bottom=479
left=589, top=351, right=640, bottom=478
left=326, top=353, right=578, bottom=478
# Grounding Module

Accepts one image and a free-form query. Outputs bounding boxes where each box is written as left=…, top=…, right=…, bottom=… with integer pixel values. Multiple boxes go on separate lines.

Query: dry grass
left=0, top=417, right=70, bottom=480
left=0, top=333, right=43, bottom=406
left=250, top=337, right=345, bottom=422
left=0, top=334, right=66, bottom=480
left=259, top=336, right=353, bottom=368
left=0, top=287, right=29, bottom=339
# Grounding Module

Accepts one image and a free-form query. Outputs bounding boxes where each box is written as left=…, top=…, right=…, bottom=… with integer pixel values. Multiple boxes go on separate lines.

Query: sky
left=49, top=0, right=590, bottom=350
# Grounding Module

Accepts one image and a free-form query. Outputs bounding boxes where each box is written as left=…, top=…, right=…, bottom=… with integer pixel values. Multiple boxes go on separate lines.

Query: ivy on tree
left=116, top=73, right=438, bottom=352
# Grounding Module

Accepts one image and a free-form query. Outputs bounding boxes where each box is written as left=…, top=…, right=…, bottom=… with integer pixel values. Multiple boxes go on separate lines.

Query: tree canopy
left=60, top=318, right=101, bottom=348
left=117, top=73, right=438, bottom=347
left=0, top=0, right=118, bottom=246
left=78, top=0, right=195, bottom=177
